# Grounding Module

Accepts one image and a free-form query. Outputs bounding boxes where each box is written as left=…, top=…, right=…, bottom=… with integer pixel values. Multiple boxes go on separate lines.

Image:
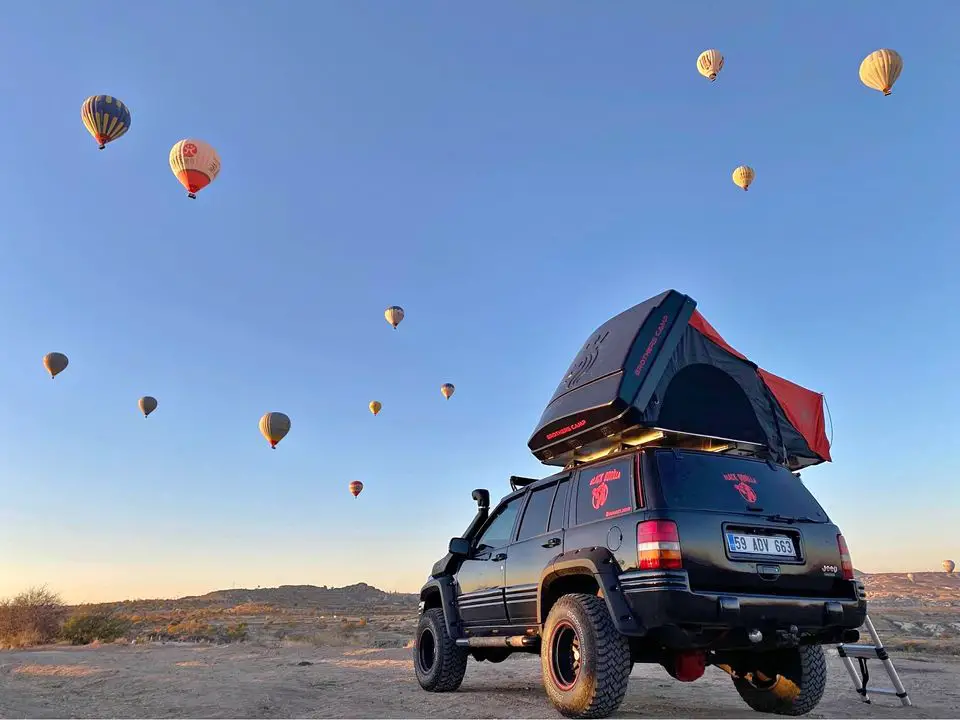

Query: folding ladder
left=837, top=615, right=912, bottom=707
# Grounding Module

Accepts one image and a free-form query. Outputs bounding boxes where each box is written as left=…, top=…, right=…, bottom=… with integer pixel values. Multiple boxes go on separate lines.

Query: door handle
left=541, top=537, right=561, bottom=548
left=492, top=553, right=507, bottom=562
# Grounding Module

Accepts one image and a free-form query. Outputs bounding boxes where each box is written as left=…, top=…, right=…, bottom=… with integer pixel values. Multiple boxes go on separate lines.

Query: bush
left=60, top=608, right=131, bottom=645
left=0, top=585, right=66, bottom=648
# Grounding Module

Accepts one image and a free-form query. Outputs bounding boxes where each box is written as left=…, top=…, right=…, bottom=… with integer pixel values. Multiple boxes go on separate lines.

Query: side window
left=475, top=497, right=522, bottom=549
left=547, top=477, right=571, bottom=532
left=516, top=485, right=557, bottom=541
left=574, top=457, right=634, bottom=525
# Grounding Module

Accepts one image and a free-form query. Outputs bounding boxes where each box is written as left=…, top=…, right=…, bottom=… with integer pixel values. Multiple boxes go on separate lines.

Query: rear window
left=575, top=457, right=634, bottom=525
left=654, top=450, right=829, bottom=521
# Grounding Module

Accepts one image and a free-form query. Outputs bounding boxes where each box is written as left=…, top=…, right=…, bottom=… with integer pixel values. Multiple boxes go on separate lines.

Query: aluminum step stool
left=837, top=615, right=912, bottom=707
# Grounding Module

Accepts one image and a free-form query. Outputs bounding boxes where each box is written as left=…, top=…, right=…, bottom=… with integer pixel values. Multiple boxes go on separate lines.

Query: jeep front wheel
left=731, top=644, right=827, bottom=716
left=414, top=608, right=468, bottom=693
left=541, top=593, right=632, bottom=719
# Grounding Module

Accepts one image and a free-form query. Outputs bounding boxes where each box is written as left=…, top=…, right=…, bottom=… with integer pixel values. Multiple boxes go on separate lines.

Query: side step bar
left=456, top=635, right=539, bottom=649
left=837, top=615, right=911, bottom=707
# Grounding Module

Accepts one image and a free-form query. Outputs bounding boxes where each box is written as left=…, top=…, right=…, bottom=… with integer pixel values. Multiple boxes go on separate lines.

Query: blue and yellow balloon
left=81, top=95, right=131, bottom=150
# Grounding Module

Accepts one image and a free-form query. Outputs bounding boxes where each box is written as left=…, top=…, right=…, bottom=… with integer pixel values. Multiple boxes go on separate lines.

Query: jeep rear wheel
left=731, top=645, right=827, bottom=716
left=414, top=608, right=468, bottom=692
left=541, top=593, right=632, bottom=719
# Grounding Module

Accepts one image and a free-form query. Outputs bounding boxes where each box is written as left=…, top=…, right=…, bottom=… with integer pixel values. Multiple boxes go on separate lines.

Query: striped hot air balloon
left=259, top=412, right=291, bottom=449
left=348, top=480, right=364, bottom=498
left=81, top=95, right=131, bottom=150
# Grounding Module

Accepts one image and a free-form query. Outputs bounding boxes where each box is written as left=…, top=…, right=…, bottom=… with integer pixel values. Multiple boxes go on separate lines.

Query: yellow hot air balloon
left=349, top=480, right=364, bottom=497
left=696, top=49, right=724, bottom=82
left=43, top=352, right=69, bottom=379
left=139, top=396, right=158, bottom=418
left=943, top=559, right=956, bottom=574
left=369, top=401, right=382, bottom=416
left=169, top=139, right=221, bottom=199
left=259, top=412, right=291, bottom=449
left=859, top=49, right=903, bottom=96
left=385, top=306, right=405, bottom=329
left=441, top=383, right=455, bottom=400
left=732, top=165, right=755, bottom=191
left=80, top=95, right=131, bottom=150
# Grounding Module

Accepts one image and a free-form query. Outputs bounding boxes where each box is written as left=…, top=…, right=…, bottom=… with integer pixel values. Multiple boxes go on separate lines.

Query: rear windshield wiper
left=766, top=513, right=818, bottom=524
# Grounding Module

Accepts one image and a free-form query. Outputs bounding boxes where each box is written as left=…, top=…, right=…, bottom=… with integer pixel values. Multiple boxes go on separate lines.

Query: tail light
left=837, top=534, right=855, bottom=580
left=637, top=520, right=682, bottom=570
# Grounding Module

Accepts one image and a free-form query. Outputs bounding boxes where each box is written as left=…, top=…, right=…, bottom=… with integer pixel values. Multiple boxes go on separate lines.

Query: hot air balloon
left=80, top=95, right=131, bottom=150
left=43, top=352, right=69, bottom=379
left=943, top=560, right=956, bottom=574
left=385, top=306, right=404, bottom=329
left=906, top=573, right=915, bottom=583
left=169, top=139, right=221, bottom=199
left=259, top=412, right=291, bottom=449
left=369, top=401, right=382, bottom=416
left=859, top=49, right=903, bottom=96
left=732, top=165, right=755, bottom=191
left=696, top=49, right=724, bottom=82
left=441, top=383, right=455, bottom=400
left=349, top=480, right=364, bottom=498
left=138, top=396, right=158, bottom=418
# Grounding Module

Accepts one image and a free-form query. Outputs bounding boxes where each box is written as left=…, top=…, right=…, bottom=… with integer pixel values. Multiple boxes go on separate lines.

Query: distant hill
left=77, top=573, right=959, bottom=615
left=87, top=582, right=419, bottom=615
left=857, top=570, right=960, bottom=607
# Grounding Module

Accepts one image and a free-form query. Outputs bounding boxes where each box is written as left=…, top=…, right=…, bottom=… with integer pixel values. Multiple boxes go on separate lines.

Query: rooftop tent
left=527, top=289, right=832, bottom=470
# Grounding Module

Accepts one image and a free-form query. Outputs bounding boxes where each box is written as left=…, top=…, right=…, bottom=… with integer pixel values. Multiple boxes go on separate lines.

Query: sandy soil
left=1, top=643, right=958, bottom=719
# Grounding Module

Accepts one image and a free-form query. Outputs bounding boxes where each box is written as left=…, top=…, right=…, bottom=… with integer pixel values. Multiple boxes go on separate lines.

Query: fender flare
left=538, top=546, right=645, bottom=636
left=419, top=577, right=463, bottom=639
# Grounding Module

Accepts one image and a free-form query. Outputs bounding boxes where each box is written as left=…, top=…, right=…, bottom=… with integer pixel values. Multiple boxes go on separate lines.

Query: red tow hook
left=672, top=651, right=706, bottom=682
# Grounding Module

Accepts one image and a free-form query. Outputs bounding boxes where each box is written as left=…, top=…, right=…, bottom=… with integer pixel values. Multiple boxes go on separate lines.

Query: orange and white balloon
left=169, top=139, right=221, bottom=199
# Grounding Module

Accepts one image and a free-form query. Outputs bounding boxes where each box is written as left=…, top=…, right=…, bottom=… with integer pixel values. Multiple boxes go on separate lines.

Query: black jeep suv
left=414, top=289, right=865, bottom=717
left=413, top=447, right=866, bottom=718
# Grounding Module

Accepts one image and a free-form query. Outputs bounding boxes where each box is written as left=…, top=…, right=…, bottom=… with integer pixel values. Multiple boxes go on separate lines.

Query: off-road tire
left=414, top=608, right=468, bottom=692
left=541, top=593, right=632, bottom=719
left=732, top=644, right=827, bottom=716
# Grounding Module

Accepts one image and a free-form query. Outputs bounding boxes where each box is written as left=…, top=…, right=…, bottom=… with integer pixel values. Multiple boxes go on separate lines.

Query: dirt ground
left=1, top=642, right=958, bottom=719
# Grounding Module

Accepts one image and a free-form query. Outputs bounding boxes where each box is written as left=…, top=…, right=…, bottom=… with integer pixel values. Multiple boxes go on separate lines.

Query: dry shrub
left=0, top=585, right=66, bottom=648
left=60, top=607, right=131, bottom=645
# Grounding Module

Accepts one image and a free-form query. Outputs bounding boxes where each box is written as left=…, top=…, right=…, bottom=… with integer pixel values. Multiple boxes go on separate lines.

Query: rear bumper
left=618, top=569, right=867, bottom=649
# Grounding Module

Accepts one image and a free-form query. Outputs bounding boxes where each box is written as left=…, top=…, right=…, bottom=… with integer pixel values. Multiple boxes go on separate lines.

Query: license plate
left=726, top=532, right=795, bottom=558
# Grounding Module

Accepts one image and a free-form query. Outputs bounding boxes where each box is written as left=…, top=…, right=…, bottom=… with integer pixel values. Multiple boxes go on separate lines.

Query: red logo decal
left=182, top=142, right=198, bottom=157
left=591, top=482, right=609, bottom=510
left=724, top=472, right=758, bottom=504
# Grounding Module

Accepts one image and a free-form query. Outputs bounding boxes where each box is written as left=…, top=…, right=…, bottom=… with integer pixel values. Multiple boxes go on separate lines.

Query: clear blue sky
left=0, top=2, right=956, bottom=603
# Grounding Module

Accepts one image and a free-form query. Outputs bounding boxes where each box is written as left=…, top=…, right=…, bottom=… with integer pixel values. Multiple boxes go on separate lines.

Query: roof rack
left=560, top=427, right=766, bottom=470
left=509, top=475, right=539, bottom=492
